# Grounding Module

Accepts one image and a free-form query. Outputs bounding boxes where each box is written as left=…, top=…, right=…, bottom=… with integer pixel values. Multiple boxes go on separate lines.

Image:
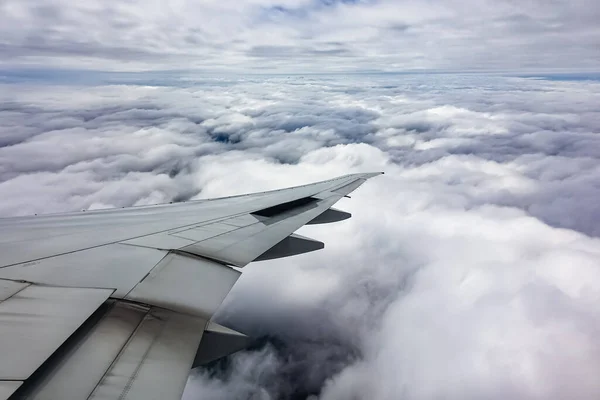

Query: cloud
left=0, top=0, right=599, bottom=72
left=1, top=74, right=600, bottom=399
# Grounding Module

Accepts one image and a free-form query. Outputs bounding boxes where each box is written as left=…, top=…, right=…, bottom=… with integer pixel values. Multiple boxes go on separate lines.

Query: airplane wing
left=0, top=172, right=381, bottom=400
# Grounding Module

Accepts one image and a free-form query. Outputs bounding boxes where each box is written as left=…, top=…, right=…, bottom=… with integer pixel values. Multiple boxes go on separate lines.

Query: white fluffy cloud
left=1, top=74, right=600, bottom=399
left=1, top=0, right=599, bottom=71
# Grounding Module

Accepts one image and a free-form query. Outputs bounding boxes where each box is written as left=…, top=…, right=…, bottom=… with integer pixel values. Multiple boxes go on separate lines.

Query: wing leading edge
left=0, top=172, right=382, bottom=400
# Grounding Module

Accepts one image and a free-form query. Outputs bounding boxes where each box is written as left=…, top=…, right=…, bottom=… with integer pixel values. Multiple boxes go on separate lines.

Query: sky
left=1, top=0, right=600, bottom=73
left=1, top=1, right=600, bottom=399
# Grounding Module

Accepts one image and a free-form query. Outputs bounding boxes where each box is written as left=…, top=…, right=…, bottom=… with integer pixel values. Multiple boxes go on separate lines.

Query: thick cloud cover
left=1, top=74, right=600, bottom=399
left=1, top=0, right=599, bottom=71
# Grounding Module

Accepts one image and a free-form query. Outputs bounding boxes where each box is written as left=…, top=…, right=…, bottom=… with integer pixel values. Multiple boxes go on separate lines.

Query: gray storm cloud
left=1, top=0, right=599, bottom=72
left=1, top=74, right=600, bottom=399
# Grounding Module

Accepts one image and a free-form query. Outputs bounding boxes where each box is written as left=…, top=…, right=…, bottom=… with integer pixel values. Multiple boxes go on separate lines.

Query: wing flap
left=124, top=252, right=240, bottom=318
left=88, top=307, right=205, bottom=400
left=0, top=284, right=113, bottom=381
left=0, top=382, right=22, bottom=400
left=17, top=301, right=205, bottom=400
left=22, top=302, right=148, bottom=400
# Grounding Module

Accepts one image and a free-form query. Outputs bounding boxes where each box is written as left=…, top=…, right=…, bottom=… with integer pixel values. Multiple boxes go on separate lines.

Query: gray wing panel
left=21, top=301, right=205, bottom=400
left=0, top=285, right=113, bottom=380
left=0, top=381, right=22, bottom=400
left=0, top=244, right=167, bottom=297
left=88, top=307, right=205, bottom=400
left=333, top=178, right=367, bottom=195
left=0, top=279, right=29, bottom=301
left=25, top=302, right=148, bottom=400
left=125, top=252, right=241, bottom=318
left=121, top=233, right=196, bottom=251
left=180, top=194, right=339, bottom=267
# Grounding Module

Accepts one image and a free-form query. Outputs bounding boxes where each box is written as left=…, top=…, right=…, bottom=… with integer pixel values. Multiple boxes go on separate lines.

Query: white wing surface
left=0, top=172, right=381, bottom=400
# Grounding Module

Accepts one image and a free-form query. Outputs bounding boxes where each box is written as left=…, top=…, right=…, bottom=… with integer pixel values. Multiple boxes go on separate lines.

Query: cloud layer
left=1, top=0, right=599, bottom=71
left=1, top=74, right=600, bottom=399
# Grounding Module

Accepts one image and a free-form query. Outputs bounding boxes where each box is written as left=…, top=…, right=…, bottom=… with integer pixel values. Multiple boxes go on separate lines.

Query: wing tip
left=361, top=171, right=384, bottom=179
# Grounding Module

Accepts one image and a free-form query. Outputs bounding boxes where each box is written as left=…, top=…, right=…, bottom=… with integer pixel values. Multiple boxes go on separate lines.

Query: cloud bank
left=1, top=0, right=599, bottom=72
left=1, top=74, right=600, bottom=399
